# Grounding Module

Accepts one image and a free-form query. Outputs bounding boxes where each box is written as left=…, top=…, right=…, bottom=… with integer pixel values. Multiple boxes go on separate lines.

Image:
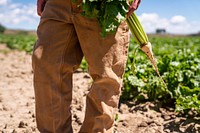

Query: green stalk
left=131, top=13, right=148, bottom=41
left=127, top=13, right=148, bottom=45
left=126, top=12, right=167, bottom=88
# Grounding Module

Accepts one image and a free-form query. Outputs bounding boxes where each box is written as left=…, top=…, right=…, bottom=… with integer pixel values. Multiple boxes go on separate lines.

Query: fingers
left=127, top=0, right=141, bottom=17
left=37, top=8, right=42, bottom=16
left=37, top=0, right=46, bottom=16
left=129, top=0, right=141, bottom=11
left=127, top=8, right=134, bottom=18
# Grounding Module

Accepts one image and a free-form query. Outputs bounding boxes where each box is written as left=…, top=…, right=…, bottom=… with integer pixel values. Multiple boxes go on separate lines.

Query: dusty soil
left=0, top=44, right=200, bottom=133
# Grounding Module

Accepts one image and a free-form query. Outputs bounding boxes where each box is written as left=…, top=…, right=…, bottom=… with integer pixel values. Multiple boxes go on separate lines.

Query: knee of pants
left=32, top=44, right=42, bottom=72
left=89, top=64, right=124, bottom=85
left=32, top=43, right=51, bottom=73
left=32, top=43, right=71, bottom=72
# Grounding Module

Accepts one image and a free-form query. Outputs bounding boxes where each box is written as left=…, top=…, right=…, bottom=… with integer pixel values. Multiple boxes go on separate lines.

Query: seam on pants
left=53, top=25, right=74, bottom=132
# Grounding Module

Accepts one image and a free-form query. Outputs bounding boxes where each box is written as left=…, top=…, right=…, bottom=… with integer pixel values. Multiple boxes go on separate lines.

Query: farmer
left=32, top=0, right=141, bottom=132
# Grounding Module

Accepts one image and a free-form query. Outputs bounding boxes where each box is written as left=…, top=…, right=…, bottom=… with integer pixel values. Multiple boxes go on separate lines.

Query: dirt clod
left=18, top=121, right=26, bottom=128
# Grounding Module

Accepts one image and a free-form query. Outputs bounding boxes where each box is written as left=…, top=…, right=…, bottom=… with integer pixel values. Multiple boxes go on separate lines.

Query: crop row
left=123, top=36, right=200, bottom=114
left=0, top=34, right=199, bottom=114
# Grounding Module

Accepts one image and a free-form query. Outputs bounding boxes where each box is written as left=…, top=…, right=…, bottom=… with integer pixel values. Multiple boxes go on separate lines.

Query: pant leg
left=32, top=0, right=83, bottom=132
left=73, top=14, right=129, bottom=133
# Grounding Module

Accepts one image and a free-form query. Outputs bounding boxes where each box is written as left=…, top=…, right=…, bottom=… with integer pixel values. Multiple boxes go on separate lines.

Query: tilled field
left=0, top=44, right=199, bottom=133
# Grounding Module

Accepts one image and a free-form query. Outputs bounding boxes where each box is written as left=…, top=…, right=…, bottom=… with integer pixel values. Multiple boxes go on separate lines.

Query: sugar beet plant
left=0, top=34, right=36, bottom=53
left=122, top=37, right=200, bottom=114
left=73, top=0, right=129, bottom=37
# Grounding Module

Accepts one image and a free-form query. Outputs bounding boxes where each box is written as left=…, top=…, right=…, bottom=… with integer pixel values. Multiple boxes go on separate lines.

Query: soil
left=0, top=44, right=200, bottom=133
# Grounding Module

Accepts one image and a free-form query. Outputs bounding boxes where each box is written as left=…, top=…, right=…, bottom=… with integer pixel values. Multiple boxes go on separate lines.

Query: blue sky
left=137, top=0, right=200, bottom=22
left=0, top=0, right=200, bottom=34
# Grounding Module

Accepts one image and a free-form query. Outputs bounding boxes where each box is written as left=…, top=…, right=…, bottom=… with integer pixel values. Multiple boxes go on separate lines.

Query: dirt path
left=0, top=44, right=199, bottom=133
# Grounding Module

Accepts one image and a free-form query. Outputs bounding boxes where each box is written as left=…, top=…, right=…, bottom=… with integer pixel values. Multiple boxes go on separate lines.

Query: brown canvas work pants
left=32, top=0, right=129, bottom=132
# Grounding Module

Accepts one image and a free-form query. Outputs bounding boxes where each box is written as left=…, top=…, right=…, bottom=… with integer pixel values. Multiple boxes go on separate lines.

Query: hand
left=37, top=0, right=46, bottom=16
left=127, top=0, right=141, bottom=17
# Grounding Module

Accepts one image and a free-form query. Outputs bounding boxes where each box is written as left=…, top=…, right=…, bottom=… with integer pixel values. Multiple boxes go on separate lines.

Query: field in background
left=0, top=31, right=200, bottom=116
left=123, top=35, right=200, bottom=115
